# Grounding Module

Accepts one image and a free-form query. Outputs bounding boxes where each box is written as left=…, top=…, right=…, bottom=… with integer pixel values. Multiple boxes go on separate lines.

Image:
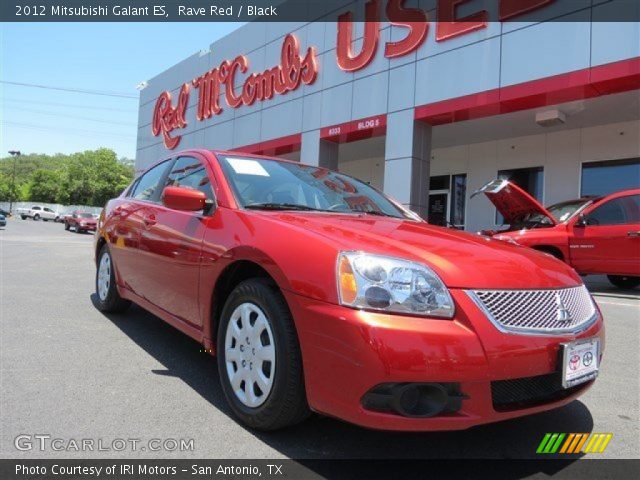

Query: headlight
left=337, top=252, right=455, bottom=318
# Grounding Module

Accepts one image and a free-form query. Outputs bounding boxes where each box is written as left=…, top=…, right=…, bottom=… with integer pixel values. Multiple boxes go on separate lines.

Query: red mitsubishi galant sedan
left=94, top=150, right=604, bottom=431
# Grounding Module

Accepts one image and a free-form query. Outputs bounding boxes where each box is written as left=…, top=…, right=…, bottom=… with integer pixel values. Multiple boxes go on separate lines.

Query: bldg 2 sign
left=152, top=0, right=556, bottom=149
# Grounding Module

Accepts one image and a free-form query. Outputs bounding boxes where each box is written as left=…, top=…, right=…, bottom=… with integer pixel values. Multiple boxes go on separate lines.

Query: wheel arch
left=208, top=259, right=286, bottom=347
left=95, top=235, right=107, bottom=264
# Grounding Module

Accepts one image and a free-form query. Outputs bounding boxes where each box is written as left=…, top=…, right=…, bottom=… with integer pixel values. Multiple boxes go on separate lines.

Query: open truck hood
left=472, top=179, right=557, bottom=226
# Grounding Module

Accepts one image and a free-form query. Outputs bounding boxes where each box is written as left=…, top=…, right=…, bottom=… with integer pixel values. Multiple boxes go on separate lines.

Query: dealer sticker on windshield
left=561, top=337, right=599, bottom=389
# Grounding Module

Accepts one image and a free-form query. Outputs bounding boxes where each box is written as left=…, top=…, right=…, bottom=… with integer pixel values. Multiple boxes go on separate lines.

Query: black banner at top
left=1, top=0, right=639, bottom=22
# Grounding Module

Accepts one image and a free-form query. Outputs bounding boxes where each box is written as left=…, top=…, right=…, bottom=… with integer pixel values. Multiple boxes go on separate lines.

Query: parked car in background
left=65, top=211, right=97, bottom=233
left=474, top=180, right=640, bottom=289
left=0, top=208, right=11, bottom=218
left=16, top=205, right=57, bottom=221
left=0, top=213, right=6, bottom=227
left=94, top=150, right=604, bottom=432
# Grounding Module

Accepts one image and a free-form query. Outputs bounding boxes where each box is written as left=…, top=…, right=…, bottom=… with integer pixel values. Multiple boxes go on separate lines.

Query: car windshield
left=78, top=213, right=94, bottom=219
left=218, top=155, right=409, bottom=219
left=546, top=199, right=592, bottom=222
left=508, top=199, right=592, bottom=229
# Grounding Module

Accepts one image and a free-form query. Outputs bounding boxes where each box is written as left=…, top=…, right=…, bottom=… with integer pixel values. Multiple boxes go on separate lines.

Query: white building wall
left=136, top=0, right=640, bottom=170
left=430, top=120, right=640, bottom=232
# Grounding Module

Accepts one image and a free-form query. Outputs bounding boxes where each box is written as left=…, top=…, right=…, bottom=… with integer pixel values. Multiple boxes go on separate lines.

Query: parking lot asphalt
left=1, top=219, right=638, bottom=462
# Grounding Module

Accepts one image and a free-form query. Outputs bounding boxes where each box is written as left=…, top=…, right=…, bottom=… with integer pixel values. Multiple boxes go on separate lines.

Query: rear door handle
left=143, top=214, right=157, bottom=227
left=628, top=231, right=640, bottom=237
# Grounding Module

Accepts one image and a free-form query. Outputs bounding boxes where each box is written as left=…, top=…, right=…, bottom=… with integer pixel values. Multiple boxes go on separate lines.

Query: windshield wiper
left=359, top=210, right=396, bottom=218
left=245, top=203, right=322, bottom=211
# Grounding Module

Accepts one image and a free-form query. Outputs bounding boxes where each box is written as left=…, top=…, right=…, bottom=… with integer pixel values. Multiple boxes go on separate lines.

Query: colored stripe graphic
left=537, top=433, right=566, bottom=453
left=559, top=434, right=575, bottom=453
left=537, top=433, right=552, bottom=453
left=538, top=433, right=613, bottom=454
left=574, top=433, right=589, bottom=453
left=550, top=433, right=566, bottom=453
left=598, top=434, right=613, bottom=453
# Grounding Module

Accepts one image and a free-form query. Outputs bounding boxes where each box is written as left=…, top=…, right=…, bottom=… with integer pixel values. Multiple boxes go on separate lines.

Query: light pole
left=8, top=150, right=21, bottom=213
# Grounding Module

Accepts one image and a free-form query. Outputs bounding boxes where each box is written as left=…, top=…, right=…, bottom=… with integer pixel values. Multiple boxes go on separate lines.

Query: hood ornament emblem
left=555, top=293, right=573, bottom=323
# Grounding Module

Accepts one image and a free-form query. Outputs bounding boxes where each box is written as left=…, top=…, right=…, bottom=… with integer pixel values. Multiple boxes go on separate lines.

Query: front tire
left=608, top=275, right=640, bottom=289
left=217, top=278, right=309, bottom=430
left=95, top=245, right=131, bottom=313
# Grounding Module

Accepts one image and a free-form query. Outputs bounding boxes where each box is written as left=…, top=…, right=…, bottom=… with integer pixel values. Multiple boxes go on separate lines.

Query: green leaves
left=0, top=148, right=134, bottom=206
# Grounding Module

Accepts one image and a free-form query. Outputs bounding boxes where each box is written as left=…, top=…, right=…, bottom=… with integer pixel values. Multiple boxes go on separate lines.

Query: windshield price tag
left=227, top=158, right=270, bottom=177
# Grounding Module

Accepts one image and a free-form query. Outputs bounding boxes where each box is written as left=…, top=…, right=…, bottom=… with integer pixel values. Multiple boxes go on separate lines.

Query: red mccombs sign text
left=152, top=0, right=555, bottom=149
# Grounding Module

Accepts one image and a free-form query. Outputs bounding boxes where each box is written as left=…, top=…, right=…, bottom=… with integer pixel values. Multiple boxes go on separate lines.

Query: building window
left=450, top=174, right=467, bottom=227
left=581, top=158, right=640, bottom=197
left=496, top=166, right=544, bottom=224
left=428, top=174, right=467, bottom=228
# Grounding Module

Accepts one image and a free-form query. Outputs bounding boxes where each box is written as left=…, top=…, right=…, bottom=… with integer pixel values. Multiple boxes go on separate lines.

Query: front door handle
left=143, top=214, right=157, bottom=227
left=628, top=231, right=640, bottom=237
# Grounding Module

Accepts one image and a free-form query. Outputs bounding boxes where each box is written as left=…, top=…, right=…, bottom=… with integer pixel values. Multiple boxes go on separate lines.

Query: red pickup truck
left=475, top=180, right=640, bottom=289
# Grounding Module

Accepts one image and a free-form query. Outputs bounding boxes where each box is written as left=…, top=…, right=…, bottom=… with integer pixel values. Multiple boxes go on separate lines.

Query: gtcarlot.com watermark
left=15, top=434, right=195, bottom=453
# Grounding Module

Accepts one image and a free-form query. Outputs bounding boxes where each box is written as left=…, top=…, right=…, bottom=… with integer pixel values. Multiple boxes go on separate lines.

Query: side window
left=33, top=206, right=41, bottom=211
left=164, top=156, right=214, bottom=200
left=130, top=160, right=171, bottom=202
left=44, top=208, right=53, bottom=213
left=586, top=195, right=640, bottom=226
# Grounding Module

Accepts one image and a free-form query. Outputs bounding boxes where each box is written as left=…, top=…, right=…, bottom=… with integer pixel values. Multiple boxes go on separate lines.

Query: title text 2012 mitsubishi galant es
left=94, top=150, right=604, bottom=431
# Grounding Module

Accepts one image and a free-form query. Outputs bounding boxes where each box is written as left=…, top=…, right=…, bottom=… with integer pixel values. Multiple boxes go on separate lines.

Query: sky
left=1, top=22, right=243, bottom=159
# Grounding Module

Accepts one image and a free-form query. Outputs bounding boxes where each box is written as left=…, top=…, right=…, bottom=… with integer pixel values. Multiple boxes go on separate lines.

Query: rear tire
left=607, top=275, right=640, bottom=289
left=33, top=214, right=40, bottom=221
left=217, top=278, right=310, bottom=431
left=21, top=215, right=26, bottom=220
left=64, top=222, right=70, bottom=231
left=95, top=245, right=131, bottom=313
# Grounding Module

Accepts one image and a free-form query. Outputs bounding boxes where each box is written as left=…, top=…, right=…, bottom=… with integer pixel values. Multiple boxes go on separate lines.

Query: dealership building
left=135, top=0, right=640, bottom=232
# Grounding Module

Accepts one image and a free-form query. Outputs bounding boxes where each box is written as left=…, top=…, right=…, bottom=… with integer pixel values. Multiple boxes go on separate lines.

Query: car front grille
left=467, top=285, right=597, bottom=335
left=491, top=372, right=590, bottom=411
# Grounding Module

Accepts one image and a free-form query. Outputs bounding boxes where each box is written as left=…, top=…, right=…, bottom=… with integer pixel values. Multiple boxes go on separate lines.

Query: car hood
left=472, top=179, right=557, bottom=226
left=255, top=211, right=581, bottom=289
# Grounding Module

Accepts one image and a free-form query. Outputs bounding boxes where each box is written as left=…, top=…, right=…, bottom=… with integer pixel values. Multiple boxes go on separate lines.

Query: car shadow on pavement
left=91, top=295, right=591, bottom=476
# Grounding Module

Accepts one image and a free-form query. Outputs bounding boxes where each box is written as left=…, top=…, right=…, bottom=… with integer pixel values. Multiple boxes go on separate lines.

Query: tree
left=0, top=149, right=134, bottom=206
left=29, top=169, right=62, bottom=203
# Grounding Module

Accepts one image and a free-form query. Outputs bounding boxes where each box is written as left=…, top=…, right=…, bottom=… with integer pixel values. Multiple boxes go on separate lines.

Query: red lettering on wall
left=436, top=0, right=488, bottom=41
left=384, top=0, right=429, bottom=58
left=151, top=83, right=190, bottom=150
left=336, top=0, right=381, bottom=71
left=192, top=69, right=222, bottom=121
left=151, top=34, right=318, bottom=149
left=500, top=0, right=555, bottom=20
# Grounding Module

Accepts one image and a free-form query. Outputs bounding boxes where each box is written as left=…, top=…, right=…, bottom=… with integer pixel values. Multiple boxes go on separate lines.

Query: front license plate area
left=561, top=337, right=599, bottom=389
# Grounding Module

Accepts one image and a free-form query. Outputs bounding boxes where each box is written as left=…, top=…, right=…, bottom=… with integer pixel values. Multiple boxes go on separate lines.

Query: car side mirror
left=575, top=213, right=587, bottom=227
left=162, top=186, right=207, bottom=212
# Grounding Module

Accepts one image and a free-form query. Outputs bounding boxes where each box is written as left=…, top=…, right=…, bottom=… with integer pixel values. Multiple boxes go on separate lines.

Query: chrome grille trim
left=467, top=286, right=597, bottom=335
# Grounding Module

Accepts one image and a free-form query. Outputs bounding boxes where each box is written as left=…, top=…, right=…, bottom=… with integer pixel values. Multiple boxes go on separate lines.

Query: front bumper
left=285, top=289, right=604, bottom=431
